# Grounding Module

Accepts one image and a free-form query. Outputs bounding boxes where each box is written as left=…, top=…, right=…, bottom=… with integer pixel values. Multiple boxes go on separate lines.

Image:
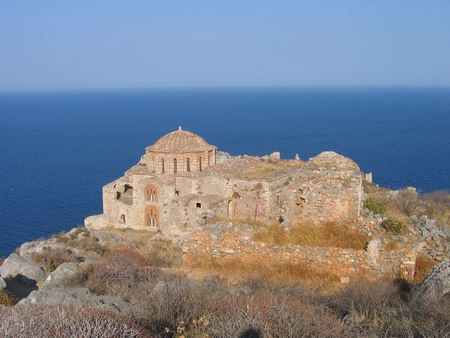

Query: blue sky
left=1, top=1, right=449, bottom=90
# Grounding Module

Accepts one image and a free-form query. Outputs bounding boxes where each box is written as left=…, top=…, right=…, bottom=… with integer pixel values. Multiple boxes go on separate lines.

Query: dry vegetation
left=0, top=291, right=17, bottom=306
left=254, top=222, right=370, bottom=250
left=244, top=159, right=303, bottom=180
left=0, top=305, right=148, bottom=337
left=186, top=255, right=340, bottom=287
left=413, top=254, right=438, bottom=283
left=3, top=238, right=447, bottom=337
left=31, top=247, right=78, bottom=272
left=364, top=182, right=450, bottom=228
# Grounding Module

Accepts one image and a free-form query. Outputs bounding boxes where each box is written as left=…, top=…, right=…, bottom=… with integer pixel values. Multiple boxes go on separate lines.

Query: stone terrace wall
left=182, top=223, right=416, bottom=281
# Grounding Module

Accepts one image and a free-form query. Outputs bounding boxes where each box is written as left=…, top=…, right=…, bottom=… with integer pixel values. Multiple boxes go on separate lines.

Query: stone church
left=85, top=127, right=363, bottom=234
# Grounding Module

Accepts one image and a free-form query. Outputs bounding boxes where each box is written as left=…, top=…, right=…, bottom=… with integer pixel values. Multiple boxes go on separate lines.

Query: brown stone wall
left=183, top=227, right=416, bottom=281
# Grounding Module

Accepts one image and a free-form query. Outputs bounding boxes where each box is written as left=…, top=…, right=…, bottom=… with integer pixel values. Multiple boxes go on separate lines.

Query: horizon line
left=1, top=84, right=450, bottom=94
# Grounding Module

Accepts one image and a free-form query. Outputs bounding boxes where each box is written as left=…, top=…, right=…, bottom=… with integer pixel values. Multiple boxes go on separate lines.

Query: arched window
left=161, top=158, right=165, bottom=174
left=144, top=185, right=158, bottom=202
left=173, top=158, right=177, bottom=173
left=145, top=206, right=159, bottom=227
left=186, top=158, right=190, bottom=172
left=199, top=157, right=202, bottom=171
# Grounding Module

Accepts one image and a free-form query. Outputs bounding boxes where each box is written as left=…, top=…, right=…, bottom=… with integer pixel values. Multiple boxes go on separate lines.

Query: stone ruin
left=85, top=127, right=363, bottom=234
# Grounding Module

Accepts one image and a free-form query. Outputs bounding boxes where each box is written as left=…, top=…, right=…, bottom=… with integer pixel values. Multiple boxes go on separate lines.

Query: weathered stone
left=0, top=254, right=46, bottom=282
left=19, top=287, right=130, bottom=313
left=0, top=277, right=6, bottom=291
left=42, top=262, right=84, bottom=288
left=367, top=239, right=382, bottom=264
left=412, top=261, right=450, bottom=309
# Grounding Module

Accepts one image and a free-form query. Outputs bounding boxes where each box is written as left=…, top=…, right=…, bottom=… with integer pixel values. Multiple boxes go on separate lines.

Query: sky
left=1, top=1, right=449, bottom=90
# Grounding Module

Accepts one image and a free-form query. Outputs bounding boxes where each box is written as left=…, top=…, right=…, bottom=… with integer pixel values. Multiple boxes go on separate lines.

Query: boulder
left=19, top=287, right=130, bottom=313
left=42, top=262, right=83, bottom=288
left=0, top=277, right=6, bottom=291
left=412, top=261, right=450, bottom=309
left=19, top=240, right=68, bottom=263
left=0, top=254, right=46, bottom=282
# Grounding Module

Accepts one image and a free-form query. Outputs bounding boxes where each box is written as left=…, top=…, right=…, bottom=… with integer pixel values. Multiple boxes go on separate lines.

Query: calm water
left=0, top=87, right=449, bottom=257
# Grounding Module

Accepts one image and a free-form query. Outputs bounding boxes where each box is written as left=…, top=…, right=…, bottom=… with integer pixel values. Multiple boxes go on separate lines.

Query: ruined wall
left=183, top=226, right=416, bottom=281
left=281, top=152, right=363, bottom=226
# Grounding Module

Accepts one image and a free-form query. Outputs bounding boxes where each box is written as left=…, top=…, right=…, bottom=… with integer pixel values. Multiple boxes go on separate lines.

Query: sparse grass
left=186, top=256, right=340, bottom=286
left=253, top=222, right=370, bottom=250
left=145, top=238, right=183, bottom=267
left=420, top=190, right=450, bottom=226
left=245, top=164, right=275, bottom=179
left=414, top=255, right=437, bottom=283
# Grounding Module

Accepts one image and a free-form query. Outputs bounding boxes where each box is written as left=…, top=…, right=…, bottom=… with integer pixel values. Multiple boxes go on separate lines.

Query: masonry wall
left=183, top=227, right=416, bottom=280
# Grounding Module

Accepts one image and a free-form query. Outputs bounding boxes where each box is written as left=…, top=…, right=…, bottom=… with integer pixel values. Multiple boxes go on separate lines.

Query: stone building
left=85, top=128, right=363, bottom=234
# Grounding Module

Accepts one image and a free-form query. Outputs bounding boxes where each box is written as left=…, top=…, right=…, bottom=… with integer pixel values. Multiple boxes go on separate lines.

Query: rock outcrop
left=19, top=287, right=131, bottom=313
left=412, top=261, right=450, bottom=308
left=42, top=262, right=84, bottom=288
left=0, top=254, right=46, bottom=283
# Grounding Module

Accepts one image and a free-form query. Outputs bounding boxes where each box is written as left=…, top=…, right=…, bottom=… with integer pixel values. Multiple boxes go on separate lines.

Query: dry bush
left=254, top=222, right=370, bottom=250
left=31, top=247, right=77, bottom=272
left=421, top=190, right=450, bottom=226
left=0, top=257, right=4, bottom=267
left=208, top=294, right=348, bottom=338
left=87, top=248, right=148, bottom=300
left=145, top=238, right=182, bottom=267
left=0, top=291, right=17, bottom=306
left=187, top=256, right=339, bottom=286
left=395, top=189, right=421, bottom=216
left=380, top=219, right=405, bottom=234
left=413, top=254, right=437, bottom=283
left=140, top=275, right=225, bottom=336
left=74, top=236, right=104, bottom=254
left=0, top=304, right=149, bottom=337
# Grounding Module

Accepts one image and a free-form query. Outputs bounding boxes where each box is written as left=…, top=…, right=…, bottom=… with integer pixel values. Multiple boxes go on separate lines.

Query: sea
left=0, top=87, right=449, bottom=257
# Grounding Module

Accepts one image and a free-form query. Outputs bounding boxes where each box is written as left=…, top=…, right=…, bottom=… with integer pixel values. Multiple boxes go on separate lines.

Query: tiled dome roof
left=147, top=127, right=216, bottom=154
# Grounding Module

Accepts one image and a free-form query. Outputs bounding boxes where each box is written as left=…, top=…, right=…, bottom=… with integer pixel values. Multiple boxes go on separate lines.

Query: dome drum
left=145, top=127, right=217, bottom=174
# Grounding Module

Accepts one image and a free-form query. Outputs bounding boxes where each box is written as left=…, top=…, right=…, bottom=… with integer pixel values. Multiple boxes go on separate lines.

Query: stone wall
left=182, top=224, right=416, bottom=281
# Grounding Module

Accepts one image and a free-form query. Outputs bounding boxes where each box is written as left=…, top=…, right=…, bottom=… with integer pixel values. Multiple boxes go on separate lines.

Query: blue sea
left=0, top=87, right=449, bottom=257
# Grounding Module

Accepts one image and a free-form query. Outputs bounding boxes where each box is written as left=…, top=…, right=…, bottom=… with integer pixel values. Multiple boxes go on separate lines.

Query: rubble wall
left=183, top=225, right=416, bottom=280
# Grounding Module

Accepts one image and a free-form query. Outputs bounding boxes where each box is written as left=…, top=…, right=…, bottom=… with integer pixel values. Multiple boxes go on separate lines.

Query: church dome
left=147, top=127, right=216, bottom=154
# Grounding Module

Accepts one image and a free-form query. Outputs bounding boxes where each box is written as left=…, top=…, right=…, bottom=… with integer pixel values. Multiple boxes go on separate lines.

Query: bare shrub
left=0, top=257, right=4, bottom=267
left=208, top=294, right=349, bottom=338
left=421, top=190, right=450, bottom=226
left=254, top=222, right=369, bottom=250
left=87, top=248, right=148, bottom=300
left=395, top=188, right=421, bottom=216
left=31, top=247, right=77, bottom=272
left=141, top=275, right=225, bottom=336
left=75, top=236, right=104, bottom=254
left=0, top=305, right=149, bottom=337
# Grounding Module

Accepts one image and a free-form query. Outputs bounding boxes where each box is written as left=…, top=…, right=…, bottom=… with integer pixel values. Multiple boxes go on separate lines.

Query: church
left=85, top=127, right=363, bottom=234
